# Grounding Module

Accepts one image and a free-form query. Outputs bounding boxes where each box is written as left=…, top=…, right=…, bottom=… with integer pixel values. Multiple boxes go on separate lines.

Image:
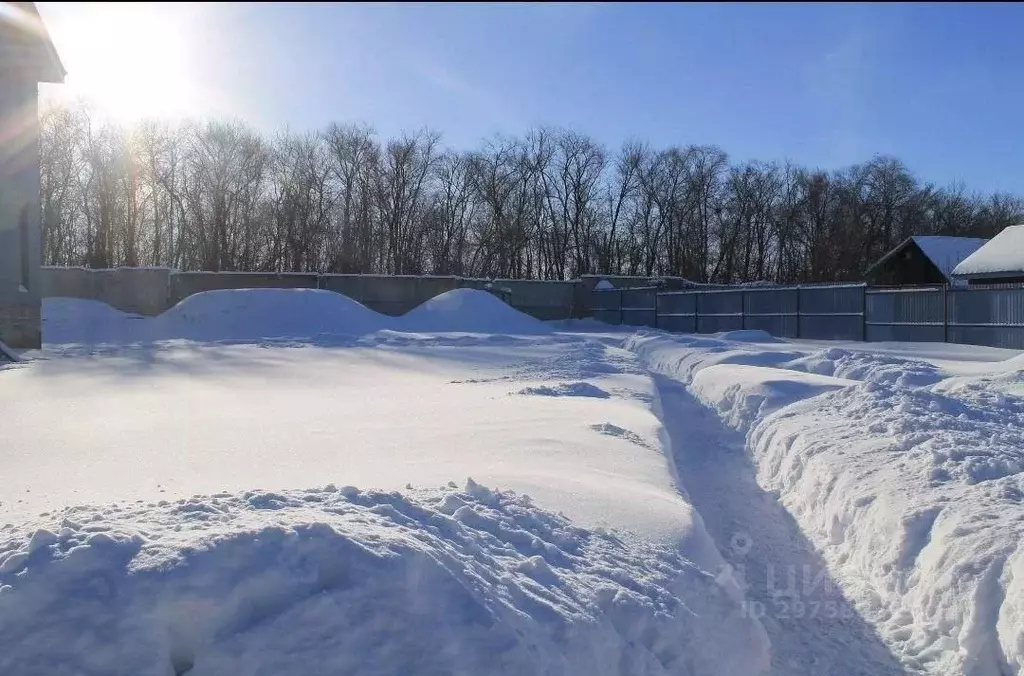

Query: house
left=0, top=2, right=64, bottom=349
left=951, top=224, right=1024, bottom=286
left=864, top=235, right=988, bottom=286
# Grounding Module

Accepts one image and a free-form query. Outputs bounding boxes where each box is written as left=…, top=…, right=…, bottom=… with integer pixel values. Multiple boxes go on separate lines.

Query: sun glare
left=48, top=3, right=198, bottom=122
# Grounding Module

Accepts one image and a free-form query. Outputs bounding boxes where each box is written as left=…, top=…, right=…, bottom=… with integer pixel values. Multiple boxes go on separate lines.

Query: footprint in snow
left=515, top=382, right=611, bottom=399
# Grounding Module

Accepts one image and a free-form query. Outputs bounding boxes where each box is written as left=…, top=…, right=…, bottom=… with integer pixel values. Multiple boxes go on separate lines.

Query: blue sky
left=37, top=2, right=1024, bottom=193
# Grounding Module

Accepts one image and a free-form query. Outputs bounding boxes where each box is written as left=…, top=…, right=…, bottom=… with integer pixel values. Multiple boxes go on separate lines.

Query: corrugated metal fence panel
left=590, top=289, right=621, bottom=326
left=657, top=292, right=697, bottom=333
left=948, top=288, right=1024, bottom=349
left=865, top=288, right=945, bottom=342
left=621, top=287, right=657, bottom=327
left=743, top=288, right=799, bottom=338
left=697, top=290, right=743, bottom=333
left=798, top=285, right=865, bottom=340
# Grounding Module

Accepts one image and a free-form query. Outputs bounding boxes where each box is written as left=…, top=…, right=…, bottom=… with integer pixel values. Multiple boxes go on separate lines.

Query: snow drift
left=42, top=288, right=552, bottom=346
left=400, top=288, right=552, bottom=335
left=629, top=331, right=1024, bottom=675
left=156, top=288, right=389, bottom=341
left=43, top=297, right=151, bottom=344
left=0, top=482, right=770, bottom=676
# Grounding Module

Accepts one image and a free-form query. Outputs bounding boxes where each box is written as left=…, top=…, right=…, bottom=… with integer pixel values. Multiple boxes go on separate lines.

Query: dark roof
left=0, top=2, right=65, bottom=83
left=865, top=235, right=988, bottom=281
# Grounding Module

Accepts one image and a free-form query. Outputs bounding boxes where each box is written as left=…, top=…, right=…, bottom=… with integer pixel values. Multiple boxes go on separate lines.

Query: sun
left=43, top=3, right=198, bottom=123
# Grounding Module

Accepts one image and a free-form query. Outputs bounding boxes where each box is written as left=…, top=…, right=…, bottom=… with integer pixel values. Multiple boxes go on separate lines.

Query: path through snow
left=654, top=375, right=910, bottom=675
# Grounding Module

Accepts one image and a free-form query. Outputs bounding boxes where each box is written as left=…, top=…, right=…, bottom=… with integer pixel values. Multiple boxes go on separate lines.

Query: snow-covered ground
left=6, top=290, right=1024, bottom=675
left=0, top=290, right=768, bottom=676
left=628, top=329, right=1024, bottom=675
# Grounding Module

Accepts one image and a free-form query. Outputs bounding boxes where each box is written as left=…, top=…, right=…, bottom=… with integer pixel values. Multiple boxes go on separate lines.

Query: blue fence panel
left=743, top=288, right=799, bottom=338
left=948, top=287, right=1024, bottom=349
left=656, top=292, right=697, bottom=333
left=865, top=288, right=945, bottom=342
left=590, top=289, right=622, bottom=326
left=696, top=290, right=744, bottom=333
left=798, top=285, right=865, bottom=340
left=620, top=287, right=658, bottom=327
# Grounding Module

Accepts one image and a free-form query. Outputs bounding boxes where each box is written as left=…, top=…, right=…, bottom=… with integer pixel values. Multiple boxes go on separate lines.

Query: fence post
left=795, top=285, right=801, bottom=339
left=618, top=289, right=624, bottom=326
left=741, top=289, right=747, bottom=330
left=861, top=285, right=868, bottom=342
left=942, top=284, right=949, bottom=343
left=694, top=292, right=701, bottom=334
left=653, top=291, right=659, bottom=330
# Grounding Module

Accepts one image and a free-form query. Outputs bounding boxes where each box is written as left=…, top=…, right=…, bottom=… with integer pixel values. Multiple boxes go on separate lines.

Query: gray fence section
left=592, top=281, right=1024, bottom=350
left=866, top=288, right=945, bottom=343
left=657, top=292, right=697, bottom=333
left=621, top=287, right=657, bottom=327
left=798, top=285, right=866, bottom=340
left=696, top=290, right=744, bottom=333
left=744, top=288, right=798, bottom=338
left=948, top=287, right=1024, bottom=349
left=590, top=288, right=622, bottom=326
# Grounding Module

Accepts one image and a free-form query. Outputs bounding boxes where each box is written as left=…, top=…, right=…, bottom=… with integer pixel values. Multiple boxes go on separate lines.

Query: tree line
left=39, top=100, right=1024, bottom=283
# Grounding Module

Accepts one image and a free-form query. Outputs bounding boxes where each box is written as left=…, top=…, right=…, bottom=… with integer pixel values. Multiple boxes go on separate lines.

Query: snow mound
left=594, top=279, right=615, bottom=290
left=0, top=483, right=769, bottom=676
left=691, top=364, right=854, bottom=429
left=401, top=289, right=552, bottom=335
left=715, top=330, right=781, bottom=344
left=42, top=297, right=150, bottom=344
left=785, top=347, right=945, bottom=388
left=157, top=288, right=388, bottom=341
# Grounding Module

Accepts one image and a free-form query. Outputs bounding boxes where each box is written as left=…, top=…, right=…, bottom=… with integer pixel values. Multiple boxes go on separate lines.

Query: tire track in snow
left=652, top=375, right=912, bottom=676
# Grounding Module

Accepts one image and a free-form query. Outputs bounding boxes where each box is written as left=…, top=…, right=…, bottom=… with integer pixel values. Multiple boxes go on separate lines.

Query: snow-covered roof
left=951, top=225, right=1024, bottom=278
left=866, top=235, right=988, bottom=281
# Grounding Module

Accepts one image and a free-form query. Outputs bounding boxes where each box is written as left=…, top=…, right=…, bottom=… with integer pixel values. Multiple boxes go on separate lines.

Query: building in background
left=951, top=224, right=1024, bottom=286
left=0, top=2, right=64, bottom=349
left=864, top=235, right=988, bottom=287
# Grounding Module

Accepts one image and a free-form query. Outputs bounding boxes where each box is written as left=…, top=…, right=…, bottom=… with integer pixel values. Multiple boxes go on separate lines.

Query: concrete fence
left=40, top=267, right=585, bottom=321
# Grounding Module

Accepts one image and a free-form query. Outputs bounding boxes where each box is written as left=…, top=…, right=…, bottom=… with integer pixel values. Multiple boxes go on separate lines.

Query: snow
left=159, top=288, right=386, bottom=341
left=400, top=288, right=552, bottom=334
left=17, top=287, right=1024, bottom=674
left=911, top=236, right=988, bottom=279
left=0, top=482, right=768, bottom=676
left=0, top=291, right=772, bottom=675
left=627, top=330, right=1024, bottom=675
left=952, top=224, right=1024, bottom=278
left=595, top=279, right=616, bottom=290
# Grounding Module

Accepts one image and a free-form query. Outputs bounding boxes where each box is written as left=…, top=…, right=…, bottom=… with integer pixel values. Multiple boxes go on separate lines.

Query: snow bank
left=0, top=482, right=769, bottom=676
left=691, top=364, right=854, bottom=429
left=401, top=289, right=551, bottom=335
left=629, top=331, right=1024, bottom=675
left=42, top=289, right=550, bottom=346
left=715, top=329, right=781, bottom=344
left=43, top=297, right=151, bottom=344
left=157, top=288, right=388, bottom=341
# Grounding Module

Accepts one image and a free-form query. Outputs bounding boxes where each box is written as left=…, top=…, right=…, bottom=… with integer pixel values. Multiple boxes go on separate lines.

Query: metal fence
left=590, top=282, right=1024, bottom=349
